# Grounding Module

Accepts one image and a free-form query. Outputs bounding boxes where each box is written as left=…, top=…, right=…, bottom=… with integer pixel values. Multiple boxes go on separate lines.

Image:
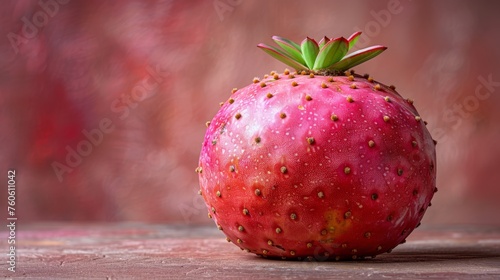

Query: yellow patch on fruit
left=323, top=209, right=353, bottom=238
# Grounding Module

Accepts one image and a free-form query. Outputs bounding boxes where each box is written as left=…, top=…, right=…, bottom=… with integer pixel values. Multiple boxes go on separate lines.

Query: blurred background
left=0, top=0, right=499, bottom=225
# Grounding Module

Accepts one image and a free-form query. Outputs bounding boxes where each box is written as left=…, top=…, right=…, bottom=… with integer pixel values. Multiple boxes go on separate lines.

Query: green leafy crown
left=257, top=32, right=386, bottom=75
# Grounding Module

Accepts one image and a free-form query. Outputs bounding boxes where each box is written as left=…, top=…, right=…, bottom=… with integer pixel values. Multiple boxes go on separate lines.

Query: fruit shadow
left=247, top=246, right=500, bottom=265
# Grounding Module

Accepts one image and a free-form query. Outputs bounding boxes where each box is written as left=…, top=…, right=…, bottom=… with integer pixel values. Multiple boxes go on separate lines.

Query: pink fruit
left=197, top=33, right=437, bottom=260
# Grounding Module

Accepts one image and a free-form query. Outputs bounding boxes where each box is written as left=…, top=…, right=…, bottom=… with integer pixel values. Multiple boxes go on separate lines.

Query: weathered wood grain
left=1, top=224, right=499, bottom=279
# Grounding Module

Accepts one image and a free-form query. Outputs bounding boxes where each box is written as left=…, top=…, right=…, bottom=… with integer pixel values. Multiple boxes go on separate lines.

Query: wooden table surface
left=1, top=223, right=499, bottom=279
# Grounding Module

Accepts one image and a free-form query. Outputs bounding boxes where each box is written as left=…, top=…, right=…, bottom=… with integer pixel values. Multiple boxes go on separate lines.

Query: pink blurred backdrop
left=1, top=0, right=499, bottom=225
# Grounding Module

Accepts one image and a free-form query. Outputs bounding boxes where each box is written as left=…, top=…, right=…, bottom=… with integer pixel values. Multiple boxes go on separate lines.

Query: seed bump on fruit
left=231, top=88, right=238, bottom=94
left=273, top=74, right=280, bottom=80
left=290, top=213, right=297, bottom=220
left=219, top=102, right=224, bottom=107
left=374, top=84, right=382, bottom=91
left=383, top=115, right=390, bottom=122
left=352, top=255, right=358, bottom=260
left=317, top=191, right=324, bottom=198
left=262, top=249, right=268, bottom=255
left=371, top=193, right=378, bottom=200
left=384, top=96, right=391, bottom=102
left=415, top=116, right=421, bottom=121
left=255, top=137, right=261, bottom=143
left=253, top=77, right=260, bottom=83
left=211, top=140, right=217, bottom=145
left=328, top=77, right=334, bottom=82
left=364, top=232, right=372, bottom=238
left=229, top=165, right=235, bottom=172
left=260, top=82, right=267, bottom=88
left=254, top=189, right=261, bottom=196
left=208, top=213, right=212, bottom=219
left=228, top=98, right=235, bottom=104
left=276, top=227, right=282, bottom=234
left=309, top=73, right=315, bottom=78
left=350, top=83, right=357, bottom=89
left=288, top=74, right=295, bottom=79
left=205, top=121, right=211, bottom=127
left=235, top=113, right=242, bottom=119
left=433, top=139, right=438, bottom=145
left=238, top=225, right=244, bottom=232
left=305, top=95, right=313, bottom=101
left=344, top=167, right=351, bottom=174
left=367, top=76, right=374, bottom=82
left=237, top=239, right=243, bottom=244
left=321, top=82, right=328, bottom=88
left=280, top=112, right=287, bottom=119
left=300, top=70, right=307, bottom=75
left=412, top=140, right=418, bottom=147
left=195, top=166, right=202, bottom=173
left=344, top=211, right=352, bottom=219
left=348, top=75, right=354, bottom=81
left=397, top=168, right=403, bottom=176
left=211, top=207, right=216, bottom=213
left=306, top=242, right=312, bottom=248
left=216, top=190, right=221, bottom=197
left=266, top=93, right=273, bottom=98
left=363, top=73, right=369, bottom=78
left=306, top=137, right=315, bottom=145
left=321, top=229, right=327, bottom=235
left=242, top=208, right=249, bottom=215
left=341, top=243, right=348, bottom=248
left=407, top=98, right=414, bottom=104
left=368, top=140, right=375, bottom=147
left=264, top=74, right=269, bottom=79
left=198, top=190, right=202, bottom=196
left=284, top=68, right=290, bottom=75
left=290, top=250, right=296, bottom=256
left=291, top=81, right=298, bottom=87
left=331, top=114, right=339, bottom=121
left=377, top=246, right=382, bottom=251
left=280, top=166, right=288, bottom=174
left=434, top=187, right=438, bottom=193
left=217, top=224, right=222, bottom=230
left=346, top=95, right=354, bottom=103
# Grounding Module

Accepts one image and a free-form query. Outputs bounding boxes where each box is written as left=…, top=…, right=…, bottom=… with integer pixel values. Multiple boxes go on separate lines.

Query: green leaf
left=318, top=36, right=330, bottom=49
left=300, top=37, right=319, bottom=69
left=272, top=36, right=301, bottom=51
left=347, top=31, right=362, bottom=50
left=257, top=43, right=308, bottom=71
left=272, top=36, right=307, bottom=66
left=329, top=45, right=387, bottom=71
left=313, top=37, right=348, bottom=70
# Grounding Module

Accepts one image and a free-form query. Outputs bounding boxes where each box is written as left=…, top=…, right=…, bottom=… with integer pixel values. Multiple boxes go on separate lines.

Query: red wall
left=1, top=0, right=499, bottom=225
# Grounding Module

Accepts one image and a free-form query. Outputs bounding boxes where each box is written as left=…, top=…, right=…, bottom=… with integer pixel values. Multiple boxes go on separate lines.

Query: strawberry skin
left=198, top=72, right=436, bottom=260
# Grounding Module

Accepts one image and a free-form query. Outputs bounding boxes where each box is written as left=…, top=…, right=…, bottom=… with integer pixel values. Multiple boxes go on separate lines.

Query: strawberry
left=197, top=32, right=437, bottom=260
